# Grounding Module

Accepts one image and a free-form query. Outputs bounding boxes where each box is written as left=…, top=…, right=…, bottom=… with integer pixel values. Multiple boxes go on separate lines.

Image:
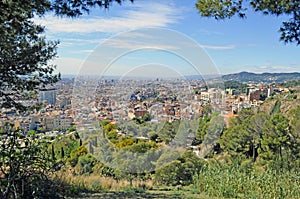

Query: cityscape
left=0, top=74, right=294, bottom=142
left=1, top=0, right=300, bottom=198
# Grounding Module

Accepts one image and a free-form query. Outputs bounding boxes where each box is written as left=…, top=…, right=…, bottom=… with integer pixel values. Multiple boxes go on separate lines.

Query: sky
left=35, top=0, right=300, bottom=77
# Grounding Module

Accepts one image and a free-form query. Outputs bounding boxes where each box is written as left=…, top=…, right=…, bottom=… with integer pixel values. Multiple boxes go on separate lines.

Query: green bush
left=68, top=146, right=88, bottom=167
left=78, top=154, right=97, bottom=174
left=155, top=151, right=205, bottom=186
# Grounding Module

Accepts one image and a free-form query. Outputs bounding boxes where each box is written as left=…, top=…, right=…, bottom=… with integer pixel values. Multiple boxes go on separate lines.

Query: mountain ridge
left=222, top=71, right=300, bottom=83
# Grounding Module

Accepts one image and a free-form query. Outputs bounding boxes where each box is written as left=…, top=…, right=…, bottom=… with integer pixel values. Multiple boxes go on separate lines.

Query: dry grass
left=52, top=168, right=153, bottom=192
left=51, top=168, right=215, bottom=198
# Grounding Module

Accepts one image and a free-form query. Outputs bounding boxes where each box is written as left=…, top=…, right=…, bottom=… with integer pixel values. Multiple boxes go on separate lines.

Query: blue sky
left=35, top=0, right=300, bottom=76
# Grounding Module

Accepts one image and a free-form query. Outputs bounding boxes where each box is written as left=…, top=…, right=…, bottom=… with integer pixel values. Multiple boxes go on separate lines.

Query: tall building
left=38, top=88, right=56, bottom=105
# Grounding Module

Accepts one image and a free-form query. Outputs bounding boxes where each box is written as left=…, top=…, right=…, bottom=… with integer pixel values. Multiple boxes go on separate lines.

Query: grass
left=53, top=168, right=215, bottom=198
left=53, top=160, right=300, bottom=199
left=193, top=162, right=300, bottom=199
left=66, top=188, right=214, bottom=199
left=53, top=168, right=153, bottom=193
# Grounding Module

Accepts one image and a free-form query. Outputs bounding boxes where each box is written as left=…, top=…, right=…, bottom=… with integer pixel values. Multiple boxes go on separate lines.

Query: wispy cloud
left=71, top=49, right=95, bottom=54
left=94, top=31, right=235, bottom=51
left=59, top=38, right=105, bottom=47
left=197, top=29, right=224, bottom=35
left=35, top=2, right=180, bottom=34
left=252, top=65, right=300, bottom=73
left=240, top=64, right=300, bottom=73
left=103, top=37, right=180, bottom=50
left=202, top=45, right=236, bottom=50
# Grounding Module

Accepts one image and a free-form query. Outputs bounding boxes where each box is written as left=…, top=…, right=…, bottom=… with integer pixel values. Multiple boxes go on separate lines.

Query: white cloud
left=72, top=49, right=95, bottom=54
left=35, top=2, right=180, bottom=34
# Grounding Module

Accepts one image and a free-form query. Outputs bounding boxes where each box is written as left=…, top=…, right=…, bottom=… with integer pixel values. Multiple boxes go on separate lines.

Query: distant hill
left=222, top=72, right=300, bottom=83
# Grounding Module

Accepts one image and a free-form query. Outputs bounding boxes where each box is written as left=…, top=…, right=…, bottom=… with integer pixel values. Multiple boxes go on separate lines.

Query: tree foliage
left=224, top=80, right=247, bottom=93
left=155, top=151, right=205, bottom=186
left=221, top=105, right=300, bottom=169
left=0, top=124, right=57, bottom=198
left=0, top=1, right=59, bottom=110
left=196, top=0, right=300, bottom=45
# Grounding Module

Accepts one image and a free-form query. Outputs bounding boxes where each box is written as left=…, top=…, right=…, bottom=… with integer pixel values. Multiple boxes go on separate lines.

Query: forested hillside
left=223, top=72, right=300, bottom=83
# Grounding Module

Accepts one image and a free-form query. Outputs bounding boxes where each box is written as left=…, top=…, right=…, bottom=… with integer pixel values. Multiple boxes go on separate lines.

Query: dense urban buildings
left=0, top=75, right=293, bottom=136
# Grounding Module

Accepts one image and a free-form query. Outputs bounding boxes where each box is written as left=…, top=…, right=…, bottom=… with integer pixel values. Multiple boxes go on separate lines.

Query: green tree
left=103, top=123, right=117, bottom=134
left=68, top=145, right=88, bottom=167
left=123, top=141, right=157, bottom=153
left=202, top=104, right=213, bottom=117
left=196, top=0, right=300, bottom=45
left=51, top=144, right=56, bottom=161
left=112, top=146, right=161, bottom=184
left=271, top=100, right=281, bottom=115
left=201, top=115, right=225, bottom=155
left=99, top=120, right=111, bottom=128
left=289, top=106, right=300, bottom=133
left=260, top=114, right=291, bottom=168
left=68, top=126, right=76, bottom=132
left=1, top=1, right=59, bottom=110
left=236, top=108, right=255, bottom=124
left=77, top=154, right=97, bottom=174
left=196, top=116, right=211, bottom=142
left=157, top=120, right=180, bottom=143
left=148, top=131, right=161, bottom=142
left=288, top=106, right=300, bottom=166
left=142, top=113, right=151, bottom=122
left=61, top=147, right=65, bottom=158
left=224, top=80, right=247, bottom=93
left=246, top=113, right=270, bottom=161
left=221, top=112, right=271, bottom=162
left=195, top=114, right=225, bottom=158
left=221, top=123, right=252, bottom=159
left=155, top=151, right=205, bottom=186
